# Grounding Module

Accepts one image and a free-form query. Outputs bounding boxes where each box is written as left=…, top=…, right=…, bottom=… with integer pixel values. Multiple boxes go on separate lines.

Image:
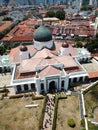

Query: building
left=7, top=24, right=91, bottom=94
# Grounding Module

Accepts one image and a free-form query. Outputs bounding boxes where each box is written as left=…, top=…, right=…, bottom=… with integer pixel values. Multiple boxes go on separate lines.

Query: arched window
left=31, top=83, right=36, bottom=91
left=73, top=78, right=77, bottom=83
left=24, top=84, right=28, bottom=91
left=69, top=78, right=71, bottom=85
left=61, top=80, right=64, bottom=87
left=79, top=77, right=83, bottom=82
left=17, top=85, right=21, bottom=93
left=41, top=83, right=44, bottom=90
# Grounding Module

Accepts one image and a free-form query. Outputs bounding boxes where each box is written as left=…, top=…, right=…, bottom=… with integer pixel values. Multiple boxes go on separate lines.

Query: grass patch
left=84, top=83, right=98, bottom=117
left=38, top=95, right=48, bottom=130
left=0, top=97, right=44, bottom=130
left=88, top=121, right=98, bottom=130
left=56, top=96, right=80, bottom=130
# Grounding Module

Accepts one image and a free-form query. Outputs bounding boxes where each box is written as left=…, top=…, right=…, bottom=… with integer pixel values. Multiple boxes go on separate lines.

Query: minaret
left=60, top=42, right=70, bottom=56
left=19, top=44, right=29, bottom=60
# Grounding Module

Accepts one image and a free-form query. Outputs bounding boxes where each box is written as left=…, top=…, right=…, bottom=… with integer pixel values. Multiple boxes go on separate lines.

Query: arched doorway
left=61, top=80, right=64, bottom=90
left=49, top=81, right=56, bottom=93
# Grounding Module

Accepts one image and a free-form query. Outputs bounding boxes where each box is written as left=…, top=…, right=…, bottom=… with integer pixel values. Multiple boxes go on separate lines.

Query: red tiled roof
left=10, top=36, right=33, bottom=42
left=34, top=48, right=56, bottom=59
left=0, top=21, right=13, bottom=32
left=9, top=45, right=37, bottom=63
left=39, top=65, right=63, bottom=79
left=88, top=72, right=98, bottom=79
left=52, top=28, right=59, bottom=35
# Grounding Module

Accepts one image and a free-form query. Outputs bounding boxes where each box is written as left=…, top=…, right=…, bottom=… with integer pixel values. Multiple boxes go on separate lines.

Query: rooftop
left=0, top=21, right=13, bottom=33
left=82, top=59, right=98, bottom=79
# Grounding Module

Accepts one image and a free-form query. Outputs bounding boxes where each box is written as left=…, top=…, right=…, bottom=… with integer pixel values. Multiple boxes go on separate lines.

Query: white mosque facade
left=2, top=24, right=91, bottom=94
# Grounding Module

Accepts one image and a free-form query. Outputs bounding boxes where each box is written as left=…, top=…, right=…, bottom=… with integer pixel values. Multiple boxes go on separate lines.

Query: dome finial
left=62, top=41, right=69, bottom=48
left=20, top=43, right=28, bottom=51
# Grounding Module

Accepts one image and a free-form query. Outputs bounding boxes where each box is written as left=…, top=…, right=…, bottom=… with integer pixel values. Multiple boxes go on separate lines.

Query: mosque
left=8, top=24, right=91, bottom=94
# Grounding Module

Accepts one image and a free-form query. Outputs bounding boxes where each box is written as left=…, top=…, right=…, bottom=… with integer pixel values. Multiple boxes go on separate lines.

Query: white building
left=8, top=24, right=89, bottom=94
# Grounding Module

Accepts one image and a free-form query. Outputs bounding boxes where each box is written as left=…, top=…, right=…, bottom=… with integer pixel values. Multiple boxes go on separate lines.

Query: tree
left=0, top=45, right=6, bottom=55
left=55, top=11, right=65, bottom=20
left=45, top=11, right=55, bottom=18
left=85, top=33, right=98, bottom=52
left=75, top=41, right=83, bottom=48
left=3, top=17, right=13, bottom=21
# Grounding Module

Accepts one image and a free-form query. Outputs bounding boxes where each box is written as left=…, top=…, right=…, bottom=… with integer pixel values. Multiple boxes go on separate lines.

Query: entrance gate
left=49, top=81, right=56, bottom=93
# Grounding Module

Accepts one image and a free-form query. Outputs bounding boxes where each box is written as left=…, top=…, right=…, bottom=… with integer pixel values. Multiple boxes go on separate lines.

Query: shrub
left=9, top=94, right=24, bottom=99
left=82, top=128, right=86, bottom=130
left=39, top=95, right=48, bottom=130
left=81, top=119, right=85, bottom=127
left=68, top=119, right=76, bottom=128
left=0, top=88, right=9, bottom=93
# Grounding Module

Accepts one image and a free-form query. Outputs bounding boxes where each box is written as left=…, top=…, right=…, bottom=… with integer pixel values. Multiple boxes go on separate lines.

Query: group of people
left=43, top=96, right=55, bottom=129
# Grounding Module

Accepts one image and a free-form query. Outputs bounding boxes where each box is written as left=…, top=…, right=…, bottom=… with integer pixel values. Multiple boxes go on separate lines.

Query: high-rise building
left=2, top=0, right=9, bottom=6
left=82, top=0, right=89, bottom=5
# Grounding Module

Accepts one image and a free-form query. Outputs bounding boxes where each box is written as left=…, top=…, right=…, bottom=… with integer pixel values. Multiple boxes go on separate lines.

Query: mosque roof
left=34, top=24, right=52, bottom=42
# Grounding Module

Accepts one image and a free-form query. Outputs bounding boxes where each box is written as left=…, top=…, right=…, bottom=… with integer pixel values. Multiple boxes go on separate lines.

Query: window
left=24, top=84, right=28, bottom=91
left=31, top=83, right=36, bottom=91
left=41, top=83, right=44, bottom=90
left=61, top=80, right=64, bottom=87
left=17, top=85, right=21, bottom=93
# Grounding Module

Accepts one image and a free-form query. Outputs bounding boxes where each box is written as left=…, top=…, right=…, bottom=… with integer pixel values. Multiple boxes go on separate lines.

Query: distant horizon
left=0, top=0, right=78, bottom=5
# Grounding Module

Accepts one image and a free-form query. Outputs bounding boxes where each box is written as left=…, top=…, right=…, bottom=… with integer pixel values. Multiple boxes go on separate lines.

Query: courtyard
left=82, top=59, right=98, bottom=73
left=0, top=97, right=44, bottom=130
left=56, top=96, right=80, bottom=130
left=0, top=73, right=12, bottom=87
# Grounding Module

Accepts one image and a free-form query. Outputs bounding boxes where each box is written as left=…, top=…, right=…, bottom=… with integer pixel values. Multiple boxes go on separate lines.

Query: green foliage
left=88, top=121, right=98, bottom=130
left=68, top=118, right=76, bottom=128
left=75, top=41, right=83, bottom=48
left=45, top=11, right=55, bottom=18
left=81, top=119, right=85, bottom=127
left=32, top=95, right=44, bottom=100
left=81, top=5, right=92, bottom=11
left=82, top=128, right=86, bottom=130
left=45, top=10, right=65, bottom=20
left=9, top=93, right=33, bottom=99
left=3, top=17, right=13, bottom=21
left=55, top=11, right=65, bottom=20
left=0, top=88, right=9, bottom=93
left=83, top=82, right=98, bottom=94
left=0, top=45, right=6, bottom=55
left=85, top=33, right=98, bottom=52
left=39, top=96, right=48, bottom=130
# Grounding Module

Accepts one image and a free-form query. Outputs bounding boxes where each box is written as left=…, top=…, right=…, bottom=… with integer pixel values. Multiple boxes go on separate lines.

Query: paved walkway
left=42, top=94, right=55, bottom=130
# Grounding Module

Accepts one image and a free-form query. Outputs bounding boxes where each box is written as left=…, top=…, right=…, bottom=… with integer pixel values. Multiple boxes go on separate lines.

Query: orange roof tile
left=9, top=45, right=37, bottom=63
left=19, top=58, right=42, bottom=73
left=0, top=21, right=13, bottom=32
left=88, top=72, right=98, bottom=79
left=34, top=48, right=56, bottom=59
left=39, top=65, right=62, bottom=79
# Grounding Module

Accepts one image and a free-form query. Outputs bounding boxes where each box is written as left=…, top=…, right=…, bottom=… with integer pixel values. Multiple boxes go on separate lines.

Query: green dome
left=34, top=24, right=52, bottom=42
